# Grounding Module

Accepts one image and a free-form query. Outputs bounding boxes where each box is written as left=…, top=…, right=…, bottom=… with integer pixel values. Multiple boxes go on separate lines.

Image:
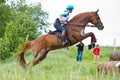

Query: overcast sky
left=26, top=0, right=120, bottom=46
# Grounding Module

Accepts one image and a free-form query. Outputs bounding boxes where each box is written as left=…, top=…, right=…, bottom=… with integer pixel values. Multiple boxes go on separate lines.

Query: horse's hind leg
left=32, top=49, right=48, bottom=66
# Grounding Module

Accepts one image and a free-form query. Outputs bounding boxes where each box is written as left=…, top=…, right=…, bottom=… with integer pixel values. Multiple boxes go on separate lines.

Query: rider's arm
left=59, top=16, right=68, bottom=25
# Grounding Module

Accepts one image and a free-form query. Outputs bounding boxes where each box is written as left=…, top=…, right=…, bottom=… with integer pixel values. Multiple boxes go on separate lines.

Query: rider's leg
left=62, top=30, right=67, bottom=46
left=54, top=18, right=67, bottom=46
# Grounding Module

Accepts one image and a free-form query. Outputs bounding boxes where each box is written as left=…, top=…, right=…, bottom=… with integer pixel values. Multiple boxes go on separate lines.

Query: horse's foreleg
left=91, top=34, right=96, bottom=44
left=32, top=49, right=48, bottom=66
left=82, top=32, right=97, bottom=43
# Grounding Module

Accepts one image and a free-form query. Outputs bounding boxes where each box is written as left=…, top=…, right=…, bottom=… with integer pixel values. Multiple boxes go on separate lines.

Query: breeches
left=54, top=18, right=65, bottom=32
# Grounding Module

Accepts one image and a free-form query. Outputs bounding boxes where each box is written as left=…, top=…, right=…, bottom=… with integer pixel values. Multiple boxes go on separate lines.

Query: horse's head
left=90, top=9, right=104, bottom=30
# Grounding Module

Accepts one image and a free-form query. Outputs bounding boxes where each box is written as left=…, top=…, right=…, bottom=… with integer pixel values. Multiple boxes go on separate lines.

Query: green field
left=0, top=46, right=120, bottom=80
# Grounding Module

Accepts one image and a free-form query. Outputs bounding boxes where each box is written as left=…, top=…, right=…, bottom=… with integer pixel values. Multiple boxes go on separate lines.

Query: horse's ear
left=96, top=9, right=99, bottom=13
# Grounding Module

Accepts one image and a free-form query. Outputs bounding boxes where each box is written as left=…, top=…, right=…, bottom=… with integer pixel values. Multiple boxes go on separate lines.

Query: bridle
left=67, top=23, right=96, bottom=27
left=67, top=12, right=103, bottom=29
left=90, top=12, right=103, bottom=28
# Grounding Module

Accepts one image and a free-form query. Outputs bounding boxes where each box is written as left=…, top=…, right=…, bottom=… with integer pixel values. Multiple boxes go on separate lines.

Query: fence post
left=113, top=38, right=116, bottom=51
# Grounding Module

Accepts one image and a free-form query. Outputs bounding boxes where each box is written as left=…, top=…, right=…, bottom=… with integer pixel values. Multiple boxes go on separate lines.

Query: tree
left=0, top=3, right=13, bottom=37
left=0, top=0, right=5, bottom=3
left=0, top=0, right=49, bottom=60
left=31, top=3, right=49, bottom=34
left=10, top=0, right=49, bottom=36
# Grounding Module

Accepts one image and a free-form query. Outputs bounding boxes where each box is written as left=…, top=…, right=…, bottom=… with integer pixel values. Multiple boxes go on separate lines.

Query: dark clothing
left=76, top=43, right=84, bottom=51
left=76, top=43, right=84, bottom=61
left=54, top=18, right=65, bottom=32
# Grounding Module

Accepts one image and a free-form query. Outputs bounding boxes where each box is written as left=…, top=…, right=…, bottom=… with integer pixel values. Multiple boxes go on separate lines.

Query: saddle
left=48, top=30, right=63, bottom=38
left=48, top=27, right=72, bottom=45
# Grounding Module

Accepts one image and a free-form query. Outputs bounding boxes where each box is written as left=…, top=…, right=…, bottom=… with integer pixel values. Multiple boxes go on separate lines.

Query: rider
left=54, top=4, right=74, bottom=46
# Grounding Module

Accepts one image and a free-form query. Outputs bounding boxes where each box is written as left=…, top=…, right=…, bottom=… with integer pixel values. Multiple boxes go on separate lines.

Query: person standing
left=76, top=42, right=84, bottom=62
left=93, top=44, right=100, bottom=64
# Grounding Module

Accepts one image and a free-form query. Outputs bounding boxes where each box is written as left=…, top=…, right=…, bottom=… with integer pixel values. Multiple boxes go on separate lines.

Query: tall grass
left=0, top=46, right=120, bottom=80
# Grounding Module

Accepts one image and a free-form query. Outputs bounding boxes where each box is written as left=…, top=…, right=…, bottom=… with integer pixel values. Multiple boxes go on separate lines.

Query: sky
left=26, top=0, right=120, bottom=47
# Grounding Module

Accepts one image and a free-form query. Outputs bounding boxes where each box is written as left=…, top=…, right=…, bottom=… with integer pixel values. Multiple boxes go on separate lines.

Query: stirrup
left=62, top=42, right=66, bottom=46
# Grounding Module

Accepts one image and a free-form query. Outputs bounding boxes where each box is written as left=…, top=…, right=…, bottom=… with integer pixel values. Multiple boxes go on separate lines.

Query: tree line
left=0, top=0, right=49, bottom=60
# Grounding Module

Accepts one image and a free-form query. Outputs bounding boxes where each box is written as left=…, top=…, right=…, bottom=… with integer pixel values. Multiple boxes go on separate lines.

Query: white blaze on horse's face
left=90, top=9, right=104, bottom=30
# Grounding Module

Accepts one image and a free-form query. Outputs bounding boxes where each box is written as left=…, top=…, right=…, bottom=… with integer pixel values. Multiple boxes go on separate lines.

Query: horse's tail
left=18, top=40, right=33, bottom=68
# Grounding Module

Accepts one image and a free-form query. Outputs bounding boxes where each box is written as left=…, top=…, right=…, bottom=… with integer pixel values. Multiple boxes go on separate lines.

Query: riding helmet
left=66, top=4, right=74, bottom=10
left=60, top=12, right=69, bottom=17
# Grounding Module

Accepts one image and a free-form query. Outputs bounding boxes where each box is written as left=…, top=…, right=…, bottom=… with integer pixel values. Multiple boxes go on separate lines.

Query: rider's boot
left=61, top=30, right=67, bottom=46
left=62, top=36, right=66, bottom=46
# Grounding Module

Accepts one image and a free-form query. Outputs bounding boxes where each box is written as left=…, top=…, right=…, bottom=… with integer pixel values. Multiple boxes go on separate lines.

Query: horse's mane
left=68, top=11, right=94, bottom=23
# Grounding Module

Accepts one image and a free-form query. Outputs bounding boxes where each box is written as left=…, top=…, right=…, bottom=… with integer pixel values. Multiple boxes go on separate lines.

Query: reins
left=67, top=23, right=96, bottom=27
left=86, top=24, right=96, bottom=27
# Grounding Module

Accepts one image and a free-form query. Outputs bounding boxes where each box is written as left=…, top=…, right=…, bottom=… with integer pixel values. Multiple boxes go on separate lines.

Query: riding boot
left=61, top=30, right=67, bottom=46
left=61, top=36, right=66, bottom=46
left=65, top=37, right=68, bottom=43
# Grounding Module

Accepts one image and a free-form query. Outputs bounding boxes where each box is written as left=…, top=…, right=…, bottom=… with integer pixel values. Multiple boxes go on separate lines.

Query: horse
left=19, top=9, right=104, bottom=68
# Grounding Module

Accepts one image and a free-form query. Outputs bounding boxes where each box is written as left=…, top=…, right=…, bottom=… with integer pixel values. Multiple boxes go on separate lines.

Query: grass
left=0, top=46, right=120, bottom=80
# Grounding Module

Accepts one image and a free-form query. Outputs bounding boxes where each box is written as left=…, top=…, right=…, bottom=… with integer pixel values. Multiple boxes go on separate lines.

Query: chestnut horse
left=19, top=9, right=104, bottom=68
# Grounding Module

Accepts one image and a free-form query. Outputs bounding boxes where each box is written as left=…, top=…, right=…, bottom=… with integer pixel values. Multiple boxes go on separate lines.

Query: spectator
left=93, top=44, right=100, bottom=64
left=76, top=42, right=84, bottom=62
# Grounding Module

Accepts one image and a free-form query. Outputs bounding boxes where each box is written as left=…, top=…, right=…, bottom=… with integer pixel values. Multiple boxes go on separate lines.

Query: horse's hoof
left=88, top=43, right=95, bottom=50
left=88, top=44, right=92, bottom=50
left=91, top=43, right=95, bottom=48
